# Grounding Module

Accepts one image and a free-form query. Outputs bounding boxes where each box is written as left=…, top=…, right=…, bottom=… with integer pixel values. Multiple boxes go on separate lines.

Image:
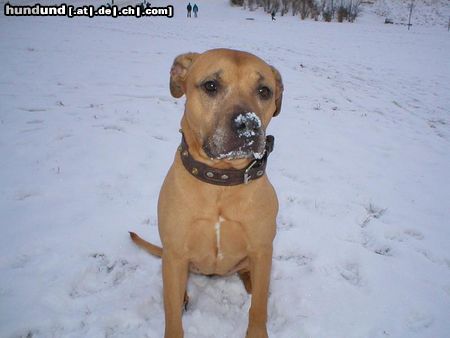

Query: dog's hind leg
left=238, top=269, right=252, bottom=294
left=183, top=290, right=190, bottom=311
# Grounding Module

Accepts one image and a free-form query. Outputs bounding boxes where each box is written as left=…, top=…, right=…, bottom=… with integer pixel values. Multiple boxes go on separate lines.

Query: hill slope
left=372, top=0, right=450, bottom=27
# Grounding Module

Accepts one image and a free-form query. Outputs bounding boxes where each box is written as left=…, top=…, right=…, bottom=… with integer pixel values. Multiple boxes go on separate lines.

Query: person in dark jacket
left=271, top=10, right=276, bottom=21
left=187, top=3, right=192, bottom=17
left=193, top=3, right=198, bottom=18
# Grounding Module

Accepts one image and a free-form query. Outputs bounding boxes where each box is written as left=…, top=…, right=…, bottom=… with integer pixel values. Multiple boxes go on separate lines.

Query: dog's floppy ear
left=170, top=52, right=199, bottom=98
left=270, top=66, right=284, bottom=117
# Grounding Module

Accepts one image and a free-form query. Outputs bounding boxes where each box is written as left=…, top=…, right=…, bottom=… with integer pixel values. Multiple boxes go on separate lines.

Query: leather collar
left=178, top=131, right=274, bottom=186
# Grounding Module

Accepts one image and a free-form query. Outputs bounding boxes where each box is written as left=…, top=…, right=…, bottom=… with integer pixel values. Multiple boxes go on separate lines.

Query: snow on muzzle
left=204, top=112, right=266, bottom=160
left=233, top=112, right=262, bottom=138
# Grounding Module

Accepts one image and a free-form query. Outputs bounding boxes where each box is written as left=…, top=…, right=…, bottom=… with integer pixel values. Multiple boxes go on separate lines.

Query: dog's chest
left=187, top=215, right=248, bottom=276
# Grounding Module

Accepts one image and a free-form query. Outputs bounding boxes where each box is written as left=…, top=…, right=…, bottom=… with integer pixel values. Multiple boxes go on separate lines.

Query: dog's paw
left=246, top=325, right=268, bottom=338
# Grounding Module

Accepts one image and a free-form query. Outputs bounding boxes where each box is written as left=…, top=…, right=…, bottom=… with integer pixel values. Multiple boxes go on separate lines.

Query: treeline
left=231, top=0, right=363, bottom=22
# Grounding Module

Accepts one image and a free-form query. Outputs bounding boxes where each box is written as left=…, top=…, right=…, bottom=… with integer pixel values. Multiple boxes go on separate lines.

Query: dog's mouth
left=204, top=139, right=265, bottom=160
left=213, top=142, right=265, bottom=160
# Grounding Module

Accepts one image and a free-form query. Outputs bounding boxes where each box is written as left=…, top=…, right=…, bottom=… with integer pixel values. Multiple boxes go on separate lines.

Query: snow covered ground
left=1, top=1, right=450, bottom=337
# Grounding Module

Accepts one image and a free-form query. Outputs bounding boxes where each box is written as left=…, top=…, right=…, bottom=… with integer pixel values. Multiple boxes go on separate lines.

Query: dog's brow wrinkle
left=256, top=71, right=265, bottom=82
left=198, top=70, right=223, bottom=86
left=208, top=70, right=223, bottom=80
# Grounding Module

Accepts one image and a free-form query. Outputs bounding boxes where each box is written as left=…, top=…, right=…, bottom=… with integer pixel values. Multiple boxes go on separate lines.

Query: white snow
left=252, top=149, right=264, bottom=160
left=1, top=1, right=450, bottom=338
left=216, top=147, right=265, bottom=160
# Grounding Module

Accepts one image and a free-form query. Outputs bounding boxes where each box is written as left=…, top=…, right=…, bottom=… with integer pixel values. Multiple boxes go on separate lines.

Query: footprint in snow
left=26, top=119, right=44, bottom=125
left=339, top=263, right=364, bottom=287
left=55, top=133, right=73, bottom=141
left=405, top=229, right=425, bottom=241
left=373, top=245, right=393, bottom=257
left=119, top=117, right=138, bottom=124
left=359, top=203, right=387, bottom=227
left=281, top=170, right=298, bottom=182
left=152, top=135, right=168, bottom=141
left=19, top=127, right=44, bottom=134
left=276, top=214, right=296, bottom=231
left=362, top=232, right=394, bottom=257
left=9, top=254, right=31, bottom=269
left=415, top=248, right=450, bottom=270
left=16, top=191, right=40, bottom=201
left=92, top=124, right=125, bottom=132
left=69, top=253, right=137, bottom=298
left=385, top=229, right=425, bottom=243
left=274, top=253, right=313, bottom=267
left=19, top=107, right=47, bottom=112
left=406, top=311, right=434, bottom=332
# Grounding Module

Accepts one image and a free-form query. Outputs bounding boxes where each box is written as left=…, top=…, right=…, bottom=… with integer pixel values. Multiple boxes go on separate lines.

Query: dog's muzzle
left=204, top=112, right=265, bottom=160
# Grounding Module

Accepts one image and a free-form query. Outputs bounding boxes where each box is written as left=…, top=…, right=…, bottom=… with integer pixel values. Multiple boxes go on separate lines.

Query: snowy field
left=1, top=1, right=450, bottom=337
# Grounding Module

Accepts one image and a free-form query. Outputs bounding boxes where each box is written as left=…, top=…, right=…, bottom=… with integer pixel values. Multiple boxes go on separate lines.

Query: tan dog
left=130, top=48, right=283, bottom=338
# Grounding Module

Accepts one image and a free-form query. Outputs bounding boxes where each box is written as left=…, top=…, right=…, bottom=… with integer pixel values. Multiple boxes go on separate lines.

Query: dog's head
left=170, top=49, right=283, bottom=161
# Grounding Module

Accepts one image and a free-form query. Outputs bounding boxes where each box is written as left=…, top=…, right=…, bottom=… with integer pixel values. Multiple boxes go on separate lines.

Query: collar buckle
left=244, top=159, right=258, bottom=184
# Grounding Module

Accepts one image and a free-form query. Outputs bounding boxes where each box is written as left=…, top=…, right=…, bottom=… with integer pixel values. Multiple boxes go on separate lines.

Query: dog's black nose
left=232, top=112, right=262, bottom=138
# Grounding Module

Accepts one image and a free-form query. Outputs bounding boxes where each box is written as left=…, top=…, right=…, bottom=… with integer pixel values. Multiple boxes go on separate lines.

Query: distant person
left=187, top=3, right=192, bottom=17
left=146, top=2, right=150, bottom=9
left=271, top=10, right=276, bottom=21
left=193, top=3, right=198, bottom=18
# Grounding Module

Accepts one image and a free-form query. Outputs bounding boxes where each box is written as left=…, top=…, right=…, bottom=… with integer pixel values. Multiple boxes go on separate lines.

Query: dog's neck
left=178, top=119, right=274, bottom=186
left=180, top=119, right=252, bottom=170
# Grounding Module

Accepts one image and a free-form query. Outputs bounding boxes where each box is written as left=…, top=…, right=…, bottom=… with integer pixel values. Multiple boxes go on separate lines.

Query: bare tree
left=236, top=0, right=362, bottom=23
left=261, top=0, right=271, bottom=12
left=298, top=0, right=315, bottom=19
left=271, top=0, right=281, bottom=13
left=281, top=0, right=290, bottom=15
left=348, top=0, right=362, bottom=22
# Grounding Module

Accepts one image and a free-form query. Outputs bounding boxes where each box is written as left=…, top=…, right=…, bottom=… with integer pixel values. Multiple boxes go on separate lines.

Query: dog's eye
left=258, top=86, right=272, bottom=100
left=202, top=80, right=218, bottom=95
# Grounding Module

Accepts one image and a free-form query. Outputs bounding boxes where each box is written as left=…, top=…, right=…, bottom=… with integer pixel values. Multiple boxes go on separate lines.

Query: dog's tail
left=129, top=231, right=163, bottom=258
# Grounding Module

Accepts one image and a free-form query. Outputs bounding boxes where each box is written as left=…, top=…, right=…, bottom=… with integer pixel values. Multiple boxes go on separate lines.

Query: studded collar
left=178, top=131, right=274, bottom=186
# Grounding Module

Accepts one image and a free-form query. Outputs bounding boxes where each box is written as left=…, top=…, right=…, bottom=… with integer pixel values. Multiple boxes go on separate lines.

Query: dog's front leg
left=162, top=250, right=189, bottom=338
left=246, top=245, right=273, bottom=338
